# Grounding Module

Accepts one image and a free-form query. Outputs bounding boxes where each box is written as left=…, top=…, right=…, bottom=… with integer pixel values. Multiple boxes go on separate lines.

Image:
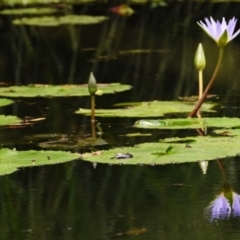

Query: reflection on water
left=1, top=1, right=240, bottom=240
left=205, top=160, right=240, bottom=222
left=0, top=158, right=240, bottom=239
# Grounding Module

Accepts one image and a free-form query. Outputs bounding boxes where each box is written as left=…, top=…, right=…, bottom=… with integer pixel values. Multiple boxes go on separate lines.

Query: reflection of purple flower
left=206, top=193, right=231, bottom=220
left=232, top=193, right=240, bottom=217
left=206, top=191, right=240, bottom=220
left=197, top=17, right=240, bottom=47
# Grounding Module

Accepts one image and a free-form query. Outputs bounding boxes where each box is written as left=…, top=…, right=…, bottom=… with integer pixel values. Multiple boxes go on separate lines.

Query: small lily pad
left=0, top=115, right=22, bottom=126
left=0, top=98, right=14, bottom=107
left=13, top=15, right=108, bottom=26
left=76, top=101, right=216, bottom=117
left=0, top=148, right=79, bottom=176
left=81, top=135, right=240, bottom=165
left=0, top=7, right=58, bottom=15
left=134, top=118, right=240, bottom=129
left=0, top=84, right=131, bottom=97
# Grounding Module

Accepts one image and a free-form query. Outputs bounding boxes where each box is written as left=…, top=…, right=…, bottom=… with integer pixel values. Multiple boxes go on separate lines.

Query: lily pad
left=0, top=115, right=22, bottom=126
left=13, top=15, right=109, bottom=26
left=0, top=98, right=14, bottom=107
left=76, top=101, right=216, bottom=117
left=0, top=7, right=58, bottom=15
left=0, top=148, right=79, bottom=176
left=81, top=135, right=240, bottom=165
left=0, top=84, right=131, bottom=97
left=134, top=117, right=240, bottom=129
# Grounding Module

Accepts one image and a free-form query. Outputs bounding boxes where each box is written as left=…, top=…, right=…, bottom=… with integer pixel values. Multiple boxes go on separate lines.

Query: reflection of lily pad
left=0, top=84, right=131, bottom=97
left=81, top=135, right=240, bottom=165
left=0, top=148, right=79, bottom=176
left=76, top=101, right=216, bottom=117
left=2, top=133, right=108, bottom=150
left=39, top=137, right=107, bottom=150
left=0, top=7, right=58, bottom=15
left=0, top=115, right=22, bottom=126
left=0, top=98, right=14, bottom=107
left=134, top=117, right=240, bottom=129
left=13, top=15, right=108, bottom=26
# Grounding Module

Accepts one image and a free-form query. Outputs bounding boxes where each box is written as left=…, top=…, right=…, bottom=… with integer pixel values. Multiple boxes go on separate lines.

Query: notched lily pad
left=0, top=148, right=79, bottom=176
left=0, top=84, right=131, bottom=97
left=134, top=118, right=240, bottom=129
left=0, top=98, right=14, bottom=107
left=81, top=135, right=240, bottom=165
left=0, top=115, right=22, bottom=126
left=76, top=101, right=216, bottom=117
left=13, top=15, right=109, bottom=26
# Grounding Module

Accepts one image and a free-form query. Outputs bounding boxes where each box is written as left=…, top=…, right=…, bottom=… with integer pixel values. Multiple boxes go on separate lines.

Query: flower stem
left=188, top=47, right=224, bottom=118
left=91, top=94, right=95, bottom=123
left=198, top=70, right=203, bottom=99
left=197, top=70, right=203, bottom=118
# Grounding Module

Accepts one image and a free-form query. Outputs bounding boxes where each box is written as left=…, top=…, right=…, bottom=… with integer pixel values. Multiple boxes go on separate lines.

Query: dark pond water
left=1, top=1, right=240, bottom=239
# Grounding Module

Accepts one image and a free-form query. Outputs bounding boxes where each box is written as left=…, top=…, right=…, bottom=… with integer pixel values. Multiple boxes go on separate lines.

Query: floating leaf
left=81, top=135, right=240, bottom=165
left=0, top=84, right=131, bottom=97
left=0, top=148, right=79, bottom=176
left=134, top=117, right=240, bottom=129
left=108, top=5, right=134, bottom=16
left=0, top=98, right=14, bottom=107
left=76, top=101, right=216, bottom=117
left=0, top=7, right=58, bottom=15
left=0, top=115, right=22, bottom=126
left=13, top=15, right=109, bottom=26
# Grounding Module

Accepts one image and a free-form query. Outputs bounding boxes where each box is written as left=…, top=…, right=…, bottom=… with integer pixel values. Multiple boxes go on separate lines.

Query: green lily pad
left=81, top=135, right=240, bottom=165
left=0, top=148, right=79, bottom=176
left=134, top=117, right=240, bottom=129
left=0, top=84, right=131, bottom=97
left=13, top=15, right=108, bottom=26
left=76, top=101, right=216, bottom=117
left=0, top=98, right=14, bottom=107
left=0, top=115, right=22, bottom=126
left=0, top=7, right=58, bottom=15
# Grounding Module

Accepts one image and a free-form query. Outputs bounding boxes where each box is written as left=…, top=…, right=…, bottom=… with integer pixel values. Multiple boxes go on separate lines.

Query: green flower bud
left=194, top=43, right=206, bottom=71
left=88, top=72, right=97, bottom=95
left=217, top=30, right=228, bottom=48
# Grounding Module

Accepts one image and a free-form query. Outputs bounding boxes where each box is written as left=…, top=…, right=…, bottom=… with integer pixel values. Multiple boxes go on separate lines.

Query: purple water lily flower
left=197, top=17, right=240, bottom=47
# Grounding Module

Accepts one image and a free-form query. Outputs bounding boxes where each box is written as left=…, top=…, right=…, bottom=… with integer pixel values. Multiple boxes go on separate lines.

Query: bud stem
left=189, top=47, right=224, bottom=118
left=91, top=94, right=95, bottom=123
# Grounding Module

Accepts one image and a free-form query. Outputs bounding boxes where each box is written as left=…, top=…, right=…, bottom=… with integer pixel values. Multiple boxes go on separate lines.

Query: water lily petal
left=197, top=16, right=240, bottom=46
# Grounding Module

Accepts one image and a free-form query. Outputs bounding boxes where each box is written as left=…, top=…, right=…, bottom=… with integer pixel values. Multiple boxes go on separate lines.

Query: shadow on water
left=1, top=1, right=240, bottom=239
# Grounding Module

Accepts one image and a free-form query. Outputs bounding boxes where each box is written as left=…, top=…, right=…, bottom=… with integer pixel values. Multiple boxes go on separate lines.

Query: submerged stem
left=216, top=159, right=228, bottom=183
left=189, top=47, right=224, bottom=118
